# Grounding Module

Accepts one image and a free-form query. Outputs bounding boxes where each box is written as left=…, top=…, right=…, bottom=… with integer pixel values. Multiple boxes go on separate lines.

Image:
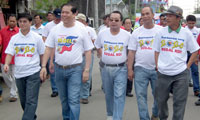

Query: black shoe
left=195, top=99, right=200, bottom=106
left=81, top=99, right=89, bottom=104
left=126, top=93, right=133, bottom=97
left=51, top=92, right=58, bottom=97
left=189, top=83, right=193, bottom=87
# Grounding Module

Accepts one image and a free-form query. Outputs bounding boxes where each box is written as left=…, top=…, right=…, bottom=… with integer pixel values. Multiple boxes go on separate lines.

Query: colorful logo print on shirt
left=104, top=41, right=124, bottom=56
left=161, top=36, right=184, bottom=54
left=14, top=43, right=35, bottom=57
left=57, top=36, right=78, bottom=54
left=138, top=36, right=154, bottom=50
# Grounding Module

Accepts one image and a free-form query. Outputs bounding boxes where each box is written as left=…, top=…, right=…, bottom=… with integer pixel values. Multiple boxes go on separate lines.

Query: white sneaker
left=107, top=116, right=113, bottom=120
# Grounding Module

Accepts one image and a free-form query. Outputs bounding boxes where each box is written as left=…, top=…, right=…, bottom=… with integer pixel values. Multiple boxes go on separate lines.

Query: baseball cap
left=75, top=13, right=86, bottom=21
left=163, top=6, right=183, bottom=18
left=53, top=8, right=61, bottom=19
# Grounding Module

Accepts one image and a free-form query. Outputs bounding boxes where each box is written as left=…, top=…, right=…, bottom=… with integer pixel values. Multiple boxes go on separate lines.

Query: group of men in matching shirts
left=0, top=2, right=200, bottom=120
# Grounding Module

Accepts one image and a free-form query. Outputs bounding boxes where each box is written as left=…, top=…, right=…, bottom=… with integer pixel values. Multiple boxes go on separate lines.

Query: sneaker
left=126, top=92, right=134, bottom=97
left=51, top=92, right=58, bottom=97
left=107, top=116, right=113, bottom=120
left=9, top=97, right=17, bottom=102
left=81, top=99, right=89, bottom=104
left=194, top=91, right=199, bottom=97
left=195, top=99, right=200, bottom=106
left=0, top=96, right=2, bottom=102
left=151, top=115, right=159, bottom=120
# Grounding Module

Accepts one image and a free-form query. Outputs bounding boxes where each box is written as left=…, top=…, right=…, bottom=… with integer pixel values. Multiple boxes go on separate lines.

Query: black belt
left=55, top=63, right=81, bottom=69
left=99, top=61, right=126, bottom=67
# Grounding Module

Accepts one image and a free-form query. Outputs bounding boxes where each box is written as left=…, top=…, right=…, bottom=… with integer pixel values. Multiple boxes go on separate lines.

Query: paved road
left=0, top=51, right=199, bottom=120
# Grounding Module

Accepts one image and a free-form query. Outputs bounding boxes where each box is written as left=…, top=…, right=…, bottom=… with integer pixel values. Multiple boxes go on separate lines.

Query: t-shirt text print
left=103, top=41, right=124, bottom=57
left=14, top=43, right=36, bottom=57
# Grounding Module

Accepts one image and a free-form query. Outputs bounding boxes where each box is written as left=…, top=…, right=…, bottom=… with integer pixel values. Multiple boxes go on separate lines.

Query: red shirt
left=0, top=26, right=19, bottom=64
left=197, top=34, right=200, bottom=55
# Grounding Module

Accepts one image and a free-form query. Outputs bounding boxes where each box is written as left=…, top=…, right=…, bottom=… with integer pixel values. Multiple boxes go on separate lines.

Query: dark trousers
left=126, top=79, right=133, bottom=94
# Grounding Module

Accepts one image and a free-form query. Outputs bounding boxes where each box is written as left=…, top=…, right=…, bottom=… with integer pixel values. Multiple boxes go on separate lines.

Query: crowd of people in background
left=0, top=2, right=200, bottom=120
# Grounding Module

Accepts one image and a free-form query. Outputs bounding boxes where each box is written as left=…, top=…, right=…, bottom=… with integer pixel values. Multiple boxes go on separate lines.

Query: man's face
left=141, top=7, right=154, bottom=25
left=124, top=19, right=132, bottom=30
left=166, top=14, right=181, bottom=27
left=109, top=13, right=122, bottom=30
left=8, top=16, right=17, bottom=28
left=47, top=13, right=54, bottom=22
left=61, top=5, right=76, bottom=24
left=18, top=18, right=32, bottom=31
left=187, top=21, right=196, bottom=29
left=34, top=15, right=42, bottom=25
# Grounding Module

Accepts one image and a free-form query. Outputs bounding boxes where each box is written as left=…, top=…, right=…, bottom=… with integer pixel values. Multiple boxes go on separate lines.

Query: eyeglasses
left=110, top=19, right=120, bottom=22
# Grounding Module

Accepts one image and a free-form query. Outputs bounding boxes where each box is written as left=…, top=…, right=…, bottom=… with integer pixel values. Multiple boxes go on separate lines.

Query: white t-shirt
left=31, top=24, right=44, bottom=36
left=42, top=21, right=57, bottom=38
left=128, top=25, right=162, bottom=70
left=153, top=26, right=200, bottom=76
left=185, top=26, right=199, bottom=40
left=95, top=28, right=130, bottom=64
left=86, top=26, right=97, bottom=41
left=5, top=30, right=45, bottom=78
left=45, top=22, right=94, bottom=66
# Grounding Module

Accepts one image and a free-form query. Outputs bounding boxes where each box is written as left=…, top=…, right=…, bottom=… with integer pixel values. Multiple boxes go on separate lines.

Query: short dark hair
left=18, top=13, right=32, bottom=21
left=61, top=2, right=78, bottom=14
left=123, top=18, right=132, bottom=25
left=110, top=11, right=123, bottom=21
left=34, top=14, right=43, bottom=19
left=186, top=15, right=196, bottom=22
left=103, top=14, right=110, bottom=20
left=8, top=14, right=17, bottom=20
left=160, top=13, right=165, bottom=18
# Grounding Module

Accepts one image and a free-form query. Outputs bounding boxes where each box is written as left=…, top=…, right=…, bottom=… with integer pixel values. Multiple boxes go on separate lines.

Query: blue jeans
left=16, top=71, right=41, bottom=120
left=0, top=84, right=2, bottom=95
left=80, top=52, right=94, bottom=99
left=48, top=60, right=58, bottom=93
left=190, top=63, right=200, bottom=92
left=134, top=66, right=158, bottom=120
left=55, top=64, right=82, bottom=120
left=100, top=64, right=127, bottom=120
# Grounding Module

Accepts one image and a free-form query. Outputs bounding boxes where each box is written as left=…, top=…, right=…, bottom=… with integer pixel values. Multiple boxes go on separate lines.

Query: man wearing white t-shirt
left=4, top=13, right=45, bottom=120
left=95, top=11, right=130, bottom=120
left=76, top=13, right=97, bottom=104
left=128, top=6, right=160, bottom=120
left=153, top=6, right=199, bottom=120
left=42, top=8, right=61, bottom=98
left=40, top=3, right=93, bottom=120
left=31, top=14, right=44, bottom=36
left=185, top=15, right=200, bottom=97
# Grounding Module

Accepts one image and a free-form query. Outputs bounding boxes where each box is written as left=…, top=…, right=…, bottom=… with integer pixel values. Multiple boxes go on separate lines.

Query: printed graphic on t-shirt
left=14, top=43, right=35, bottom=57
left=160, top=36, right=184, bottom=53
left=138, top=36, right=154, bottom=50
left=193, top=33, right=198, bottom=39
left=57, top=36, right=78, bottom=54
left=103, top=41, right=123, bottom=56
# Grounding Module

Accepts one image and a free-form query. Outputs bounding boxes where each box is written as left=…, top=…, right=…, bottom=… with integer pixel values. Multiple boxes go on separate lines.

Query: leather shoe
left=195, top=99, right=200, bottom=106
left=9, top=97, right=17, bottom=102
left=126, top=93, right=133, bottom=97
left=51, top=92, right=58, bottom=97
left=194, top=91, right=199, bottom=97
left=81, top=99, right=89, bottom=104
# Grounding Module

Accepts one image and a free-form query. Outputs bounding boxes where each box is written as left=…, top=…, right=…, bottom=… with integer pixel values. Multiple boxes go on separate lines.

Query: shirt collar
left=6, top=26, right=18, bottom=32
left=19, top=29, right=31, bottom=37
left=168, top=24, right=182, bottom=33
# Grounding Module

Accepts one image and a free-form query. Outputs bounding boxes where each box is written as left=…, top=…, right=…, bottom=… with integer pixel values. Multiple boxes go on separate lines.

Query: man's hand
left=49, top=62, right=54, bottom=73
left=128, top=69, right=134, bottom=81
left=82, top=70, right=89, bottom=83
left=3, top=64, right=9, bottom=73
left=40, top=67, right=47, bottom=82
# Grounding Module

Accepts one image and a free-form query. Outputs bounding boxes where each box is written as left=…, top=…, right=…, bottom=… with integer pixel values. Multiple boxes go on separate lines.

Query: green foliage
left=34, top=0, right=70, bottom=13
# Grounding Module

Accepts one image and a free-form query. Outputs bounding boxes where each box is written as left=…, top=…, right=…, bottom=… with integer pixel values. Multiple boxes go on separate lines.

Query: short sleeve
left=94, top=32, right=102, bottom=49
left=152, top=32, right=161, bottom=52
left=5, top=37, right=15, bottom=56
left=45, top=28, right=56, bottom=48
left=128, top=31, right=138, bottom=51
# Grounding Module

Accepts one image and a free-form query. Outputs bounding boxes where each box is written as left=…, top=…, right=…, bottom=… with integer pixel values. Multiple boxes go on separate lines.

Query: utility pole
left=110, top=0, right=112, bottom=13
left=94, top=0, right=99, bottom=29
left=134, top=0, right=137, bottom=16
left=86, top=0, right=89, bottom=16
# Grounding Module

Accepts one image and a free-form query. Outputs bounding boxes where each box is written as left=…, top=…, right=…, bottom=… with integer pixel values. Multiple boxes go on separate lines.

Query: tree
left=34, top=0, right=70, bottom=13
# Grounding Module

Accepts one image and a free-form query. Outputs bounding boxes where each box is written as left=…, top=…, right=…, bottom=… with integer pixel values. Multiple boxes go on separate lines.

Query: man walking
left=4, top=13, right=45, bottom=120
left=40, top=3, right=93, bottom=120
left=128, top=6, right=161, bottom=120
left=95, top=11, right=130, bottom=120
left=153, top=6, right=199, bottom=120
left=0, top=14, right=19, bottom=102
